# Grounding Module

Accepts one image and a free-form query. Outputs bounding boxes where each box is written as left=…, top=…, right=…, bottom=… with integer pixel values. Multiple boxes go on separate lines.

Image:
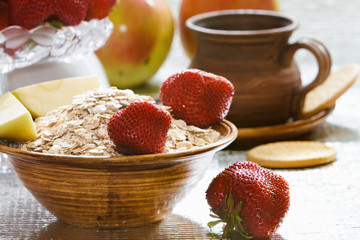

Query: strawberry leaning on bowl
left=206, top=161, right=290, bottom=239
left=107, top=101, right=172, bottom=155
left=7, top=0, right=115, bottom=29
left=159, top=69, right=234, bottom=128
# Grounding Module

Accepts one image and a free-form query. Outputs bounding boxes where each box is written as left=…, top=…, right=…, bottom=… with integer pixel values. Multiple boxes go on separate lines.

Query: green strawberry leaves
left=208, top=194, right=253, bottom=239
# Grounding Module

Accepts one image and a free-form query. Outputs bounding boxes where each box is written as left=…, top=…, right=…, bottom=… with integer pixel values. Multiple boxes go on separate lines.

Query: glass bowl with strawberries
left=0, top=0, right=116, bottom=164
left=0, top=70, right=238, bottom=229
left=0, top=0, right=115, bottom=74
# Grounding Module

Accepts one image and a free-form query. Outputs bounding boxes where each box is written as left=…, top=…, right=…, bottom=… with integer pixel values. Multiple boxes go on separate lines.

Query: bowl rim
left=0, top=119, right=238, bottom=168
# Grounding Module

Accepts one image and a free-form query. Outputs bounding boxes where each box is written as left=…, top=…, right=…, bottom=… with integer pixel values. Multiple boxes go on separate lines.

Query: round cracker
left=247, top=141, right=336, bottom=168
left=301, top=64, right=360, bottom=119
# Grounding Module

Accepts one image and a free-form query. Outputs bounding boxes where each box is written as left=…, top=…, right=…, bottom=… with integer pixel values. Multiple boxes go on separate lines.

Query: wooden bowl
left=0, top=120, right=237, bottom=229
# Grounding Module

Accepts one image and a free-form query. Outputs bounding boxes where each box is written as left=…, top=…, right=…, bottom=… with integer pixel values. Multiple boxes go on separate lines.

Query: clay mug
left=186, top=10, right=331, bottom=128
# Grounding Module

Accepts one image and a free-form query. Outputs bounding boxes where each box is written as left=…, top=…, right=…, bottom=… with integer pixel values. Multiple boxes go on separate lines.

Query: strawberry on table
left=206, top=161, right=290, bottom=239
left=159, top=69, right=234, bottom=128
left=85, top=0, right=116, bottom=20
left=107, top=101, right=172, bottom=155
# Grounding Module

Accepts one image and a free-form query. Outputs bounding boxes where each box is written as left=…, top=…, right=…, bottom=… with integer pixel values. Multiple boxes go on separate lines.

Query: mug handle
left=280, top=38, right=332, bottom=118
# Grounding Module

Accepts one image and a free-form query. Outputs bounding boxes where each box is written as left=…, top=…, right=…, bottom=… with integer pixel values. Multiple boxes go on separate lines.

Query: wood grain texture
left=0, top=120, right=237, bottom=229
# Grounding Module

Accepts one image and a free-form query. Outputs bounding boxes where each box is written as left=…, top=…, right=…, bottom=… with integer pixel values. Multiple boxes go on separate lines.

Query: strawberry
left=107, top=101, right=171, bottom=155
left=159, top=69, right=234, bottom=128
left=8, top=0, right=54, bottom=29
left=85, top=0, right=116, bottom=21
left=206, top=161, right=290, bottom=239
left=0, top=1, right=9, bottom=30
left=8, top=0, right=90, bottom=29
left=54, top=0, right=90, bottom=26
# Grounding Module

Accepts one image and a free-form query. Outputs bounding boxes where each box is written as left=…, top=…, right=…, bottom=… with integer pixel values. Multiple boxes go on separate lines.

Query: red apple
left=96, top=0, right=174, bottom=89
left=179, top=0, right=279, bottom=58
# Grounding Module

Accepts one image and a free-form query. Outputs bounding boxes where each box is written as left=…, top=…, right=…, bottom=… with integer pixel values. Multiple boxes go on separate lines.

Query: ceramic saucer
left=230, top=106, right=334, bottom=149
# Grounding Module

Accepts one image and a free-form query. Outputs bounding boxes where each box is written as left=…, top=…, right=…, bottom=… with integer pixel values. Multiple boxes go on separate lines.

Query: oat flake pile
left=14, top=87, right=220, bottom=156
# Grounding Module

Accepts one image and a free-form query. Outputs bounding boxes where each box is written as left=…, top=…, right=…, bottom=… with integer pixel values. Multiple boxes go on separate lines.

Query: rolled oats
left=12, top=87, right=220, bottom=156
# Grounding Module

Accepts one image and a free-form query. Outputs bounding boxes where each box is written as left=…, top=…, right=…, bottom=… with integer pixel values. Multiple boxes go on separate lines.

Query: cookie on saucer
left=301, top=64, right=360, bottom=119
left=247, top=141, right=336, bottom=168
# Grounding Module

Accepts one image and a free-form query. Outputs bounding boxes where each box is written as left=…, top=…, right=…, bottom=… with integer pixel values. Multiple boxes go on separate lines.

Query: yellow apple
left=0, top=92, right=37, bottom=142
left=12, top=76, right=100, bottom=118
left=95, top=0, right=174, bottom=89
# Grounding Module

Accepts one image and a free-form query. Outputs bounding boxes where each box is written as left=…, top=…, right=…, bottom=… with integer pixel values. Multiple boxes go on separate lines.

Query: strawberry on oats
left=13, top=87, right=220, bottom=156
left=108, top=101, right=172, bottom=155
left=160, top=69, right=234, bottom=128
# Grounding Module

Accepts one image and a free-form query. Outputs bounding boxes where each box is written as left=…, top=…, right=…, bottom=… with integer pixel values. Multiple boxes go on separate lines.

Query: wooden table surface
left=1, top=0, right=360, bottom=239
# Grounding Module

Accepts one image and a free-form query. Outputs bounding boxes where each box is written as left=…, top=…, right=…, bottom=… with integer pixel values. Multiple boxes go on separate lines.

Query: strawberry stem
left=208, top=194, right=253, bottom=239
left=208, top=219, right=223, bottom=228
left=46, top=20, right=65, bottom=29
